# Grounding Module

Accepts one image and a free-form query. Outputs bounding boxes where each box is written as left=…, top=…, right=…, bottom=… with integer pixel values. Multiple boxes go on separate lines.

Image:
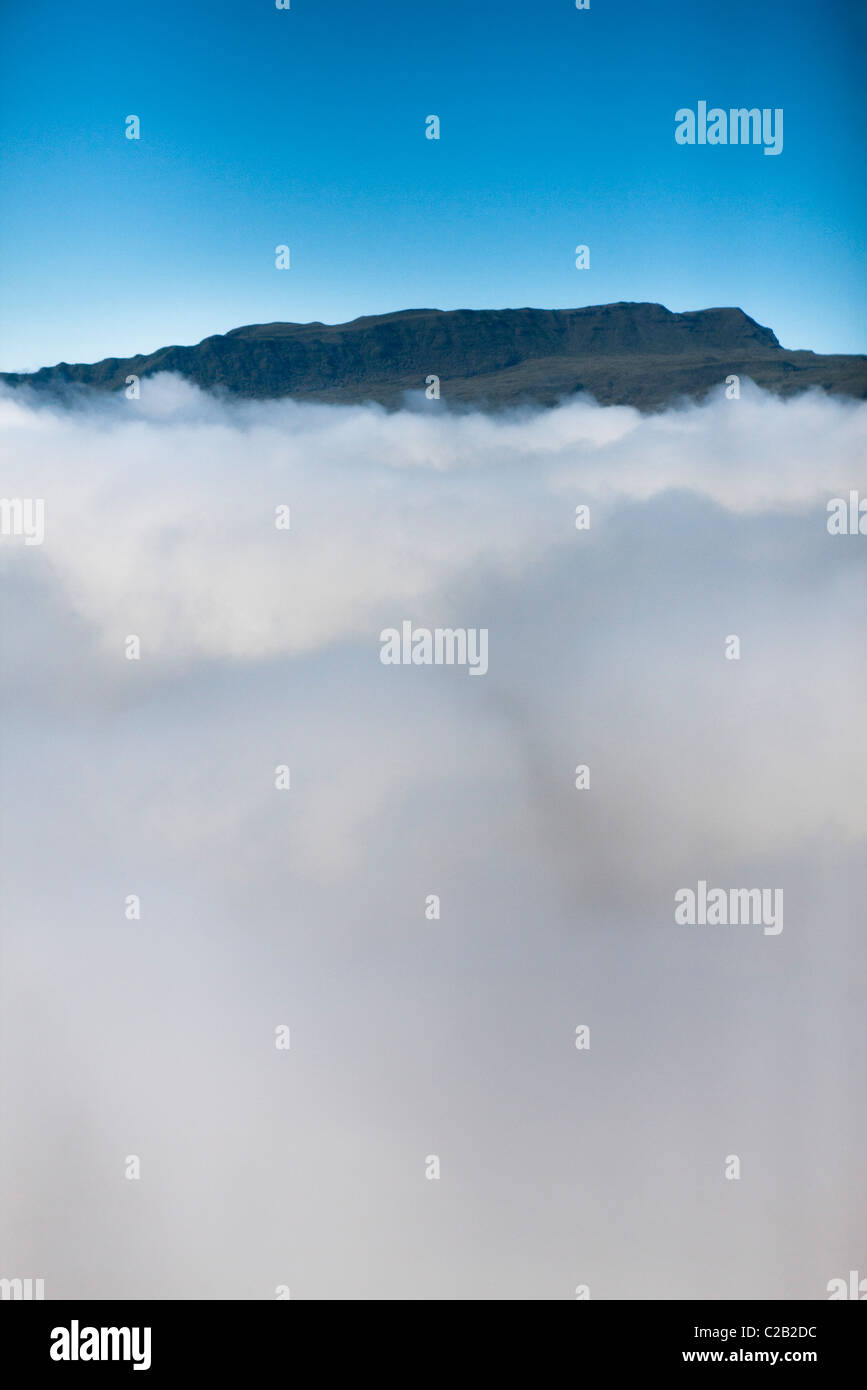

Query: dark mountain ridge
left=3, top=303, right=865, bottom=409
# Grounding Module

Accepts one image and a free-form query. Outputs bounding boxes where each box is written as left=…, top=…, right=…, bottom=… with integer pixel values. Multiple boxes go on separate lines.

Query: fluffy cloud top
left=1, top=375, right=864, bottom=663
left=1, top=380, right=865, bottom=1299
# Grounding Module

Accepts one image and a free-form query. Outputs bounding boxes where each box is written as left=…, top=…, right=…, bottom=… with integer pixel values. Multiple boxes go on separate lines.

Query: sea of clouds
left=1, top=377, right=865, bottom=1298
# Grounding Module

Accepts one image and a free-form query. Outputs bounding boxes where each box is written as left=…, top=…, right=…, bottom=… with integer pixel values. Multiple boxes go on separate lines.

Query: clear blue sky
left=1, top=0, right=864, bottom=370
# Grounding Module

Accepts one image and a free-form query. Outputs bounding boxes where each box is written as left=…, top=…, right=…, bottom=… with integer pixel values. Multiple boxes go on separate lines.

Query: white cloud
left=1, top=379, right=865, bottom=1298
left=2, top=375, right=864, bottom=665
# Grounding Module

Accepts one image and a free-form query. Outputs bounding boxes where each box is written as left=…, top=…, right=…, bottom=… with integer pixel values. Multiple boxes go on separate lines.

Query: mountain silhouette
left=3, top=303, right=865, bottom=409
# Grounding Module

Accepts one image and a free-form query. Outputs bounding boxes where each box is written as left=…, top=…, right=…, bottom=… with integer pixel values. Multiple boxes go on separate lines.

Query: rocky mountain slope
left=4, top=303, right=865, bottom=409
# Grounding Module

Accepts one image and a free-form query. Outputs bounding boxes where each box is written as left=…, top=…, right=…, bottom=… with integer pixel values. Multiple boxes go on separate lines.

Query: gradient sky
left=1, top=0, right=864, bottom=370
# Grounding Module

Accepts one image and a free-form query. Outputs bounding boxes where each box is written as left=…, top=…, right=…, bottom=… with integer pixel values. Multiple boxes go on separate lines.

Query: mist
left=1, top=378, right=865, bottom=1299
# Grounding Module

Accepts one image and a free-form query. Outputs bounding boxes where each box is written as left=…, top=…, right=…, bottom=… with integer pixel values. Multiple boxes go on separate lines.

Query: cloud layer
left=1, top=379, right=865, bottom=1298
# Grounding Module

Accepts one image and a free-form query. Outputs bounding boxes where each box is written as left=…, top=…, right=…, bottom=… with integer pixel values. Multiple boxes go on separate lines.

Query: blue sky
left=1, top=0, right=864, bottom=370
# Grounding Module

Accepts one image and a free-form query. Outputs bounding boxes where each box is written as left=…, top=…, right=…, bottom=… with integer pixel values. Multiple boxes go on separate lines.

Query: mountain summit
left=3, top=303, right=865, bottom=409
